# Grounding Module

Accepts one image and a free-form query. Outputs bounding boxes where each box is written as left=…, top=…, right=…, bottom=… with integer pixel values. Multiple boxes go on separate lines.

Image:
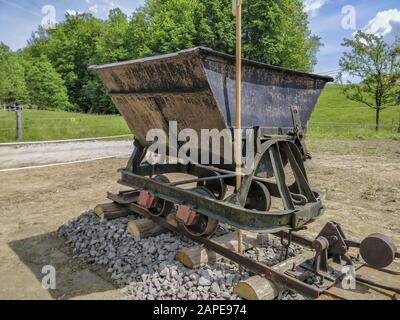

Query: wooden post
left=233, top=0, right=243, bottom=260
left=94, top=203, right=131, bottom=220
left=175, top=232, right=260, bottom=269
left=233, top=250, right=315, bottom=300
left=127, top=218, right=165, bottom=239
left=15, top=106, right=22, bottom=141
left=127, top=214, right=177, bottom=239
left=233, top=276, right=278, bottom=300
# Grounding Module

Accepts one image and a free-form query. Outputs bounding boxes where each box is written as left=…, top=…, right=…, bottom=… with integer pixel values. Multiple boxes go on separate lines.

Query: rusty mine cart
left=90, top=47, right=399, bottom=299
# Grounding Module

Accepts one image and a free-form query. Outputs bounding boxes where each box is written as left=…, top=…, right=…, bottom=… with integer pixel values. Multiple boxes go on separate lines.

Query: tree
left=242, top=0, right=321, bottom=71
left=126, top=0, right=202, bottom=57
left=23, top=56, right=72, bottom=110
left=193, top=0, right=236, bottom=54
left=0, top=43, right=29, bottom=105
left=125, top=0, right=320, bottom=71
left=95, top=8, right=129, bottom=63
left=26, top=13, right=104, bottom=112
left=338, top=31, right=400, bottom=131
left=88, top=8, right=130, bottom=114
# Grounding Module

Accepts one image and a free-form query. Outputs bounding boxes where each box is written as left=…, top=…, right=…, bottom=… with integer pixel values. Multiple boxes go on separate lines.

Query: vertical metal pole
left=234, top=0, right=243, bottom=260
left=16, top=106, right=22, bottom=141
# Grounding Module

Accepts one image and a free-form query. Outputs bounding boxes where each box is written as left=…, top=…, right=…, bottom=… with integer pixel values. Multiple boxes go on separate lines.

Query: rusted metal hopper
left=90, top=47, right=333, bottom=147
left=90, top=48, right=333, bottom=235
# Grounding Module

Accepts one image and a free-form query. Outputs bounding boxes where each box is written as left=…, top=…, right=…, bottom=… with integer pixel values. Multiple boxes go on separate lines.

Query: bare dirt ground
left=0, top=139, right=399, bottom=299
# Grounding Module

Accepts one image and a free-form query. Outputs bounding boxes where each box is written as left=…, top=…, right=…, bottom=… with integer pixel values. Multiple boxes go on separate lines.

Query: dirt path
left=303, top=140, right=400, bottom=244
left=0, top=139, right=399, bottom=299
left=0, top=158, right=128, bottom=299
left=0, top=140, right=133, bottom=170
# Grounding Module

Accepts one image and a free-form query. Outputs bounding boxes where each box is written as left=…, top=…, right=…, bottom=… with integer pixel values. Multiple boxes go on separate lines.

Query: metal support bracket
left=290, top=106, right=311, bottom=160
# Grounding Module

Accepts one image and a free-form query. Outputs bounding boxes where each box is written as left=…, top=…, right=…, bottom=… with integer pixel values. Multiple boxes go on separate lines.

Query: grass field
left=0, top=109, right=131, bottom=142
left=308, top=84, right=399, bottom=140
left=0, top=85, right=399, bottom=142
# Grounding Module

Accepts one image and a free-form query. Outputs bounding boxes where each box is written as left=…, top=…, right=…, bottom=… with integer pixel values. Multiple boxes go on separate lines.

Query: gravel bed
left=58, top=211, right=306, bottom=300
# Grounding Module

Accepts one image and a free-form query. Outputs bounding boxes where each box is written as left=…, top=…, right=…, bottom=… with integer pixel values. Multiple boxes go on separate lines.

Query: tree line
left=0, top=0, right=321, bottom=114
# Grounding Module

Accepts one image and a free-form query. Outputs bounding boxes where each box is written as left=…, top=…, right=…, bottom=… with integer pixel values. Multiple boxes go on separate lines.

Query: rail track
left=105, top=190, right=400, bottom=300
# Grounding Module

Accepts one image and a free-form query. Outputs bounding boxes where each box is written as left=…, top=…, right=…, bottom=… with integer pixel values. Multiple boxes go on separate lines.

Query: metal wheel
left=360, top=233, right=397, bottom=269
left=148, top=175, right=174, bottom=217
left=196, top=171, right=227, bottom=200
left=182, top=187, right=219, bottom=237
left=245, top=181, right=272, bottom=212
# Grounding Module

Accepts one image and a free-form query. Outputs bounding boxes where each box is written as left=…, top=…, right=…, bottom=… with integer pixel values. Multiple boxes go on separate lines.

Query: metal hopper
left=90, top=47, right=333, bottom=147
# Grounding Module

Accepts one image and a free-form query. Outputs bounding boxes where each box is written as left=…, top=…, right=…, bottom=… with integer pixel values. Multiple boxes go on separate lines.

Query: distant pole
left=233, top=0, right=243, bottom=260
left=15, top=105, right=22, bottom=141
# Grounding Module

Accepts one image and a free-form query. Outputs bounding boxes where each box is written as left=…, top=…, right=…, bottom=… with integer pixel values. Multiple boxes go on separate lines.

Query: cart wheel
left=182, top=187, right=219, bottom=237
left=196, top=171, right=227, bottom=200
left=245, top=181, right=271, bottom=212
left=148, top=175, right=174, bottom=217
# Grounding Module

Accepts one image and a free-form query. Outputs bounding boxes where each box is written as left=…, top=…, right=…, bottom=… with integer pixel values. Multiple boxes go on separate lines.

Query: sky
left=0, top=0, right=399, bottom=79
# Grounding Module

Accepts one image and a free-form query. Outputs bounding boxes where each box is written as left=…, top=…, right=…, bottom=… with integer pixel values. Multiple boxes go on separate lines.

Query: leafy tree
left=27, top=13, right=103, bottom=112
left=125, top=0, right=320, bottom=72
left=0, top=43, right=29, bottom=105
left=23, top=55, right=72, bottom=110
left=126, top=0, right=202, bottom=57
left=338, top=31, right=400, bottom=131
left=87, top=8, right=130, bottom=114
left=242, top=0, right=321, bottom=71
left=125, top=9, right=153, bottom=58
left=95, top=8, right=129, bottom=63
left=193, top=0, right=235, bottom=53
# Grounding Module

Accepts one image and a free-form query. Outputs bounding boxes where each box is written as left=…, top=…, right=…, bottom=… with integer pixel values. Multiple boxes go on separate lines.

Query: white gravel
left=58, top=211, right=306, bottom=300
left=0, top=140, right=133, bottom=169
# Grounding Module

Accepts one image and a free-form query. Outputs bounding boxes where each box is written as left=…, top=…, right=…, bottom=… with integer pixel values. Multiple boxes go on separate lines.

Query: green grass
left=0, top=85, right=399, bottom=142
left=308, top=84, right=400, bottom=140
left=0, top=109, right=131, bottom=142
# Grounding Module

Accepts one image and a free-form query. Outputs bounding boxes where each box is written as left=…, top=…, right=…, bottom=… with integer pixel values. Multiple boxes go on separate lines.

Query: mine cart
left=91, top=48, right=399, bottom=299
left=90, top=47, right=334, bottom=236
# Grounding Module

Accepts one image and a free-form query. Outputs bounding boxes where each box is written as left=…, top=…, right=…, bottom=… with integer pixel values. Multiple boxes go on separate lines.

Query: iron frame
left=118, top=135, right=325, bottom=233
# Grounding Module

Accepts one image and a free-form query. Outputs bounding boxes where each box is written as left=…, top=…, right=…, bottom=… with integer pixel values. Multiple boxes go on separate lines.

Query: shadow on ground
left=8, top=231, right=118, bottom=300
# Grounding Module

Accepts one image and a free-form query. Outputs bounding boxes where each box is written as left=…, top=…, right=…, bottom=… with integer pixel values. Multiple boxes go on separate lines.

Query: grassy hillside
left=0, top=109, right=131, bottom=142
left=308, top=84, right=399, bottom=140
left=0, top=85, right=399, bottom=143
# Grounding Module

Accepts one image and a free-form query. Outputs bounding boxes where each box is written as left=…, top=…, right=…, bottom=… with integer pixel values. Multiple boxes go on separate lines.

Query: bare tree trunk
left=375, top=107, right=380, bottom=131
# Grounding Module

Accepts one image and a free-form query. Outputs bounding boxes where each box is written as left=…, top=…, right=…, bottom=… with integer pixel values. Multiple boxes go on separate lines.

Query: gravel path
left=58, top=211, right=306, bottom=300
left=0, top=140, right=133, bottom=169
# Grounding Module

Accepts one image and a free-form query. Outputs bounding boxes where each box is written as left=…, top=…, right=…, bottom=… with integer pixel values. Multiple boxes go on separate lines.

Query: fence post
left=15, top=106, right=22, bottom=141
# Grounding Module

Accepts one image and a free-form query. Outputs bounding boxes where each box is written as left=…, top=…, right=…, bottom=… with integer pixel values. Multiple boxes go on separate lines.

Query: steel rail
left=121, top=200, right=322, bottom=299
left=355, top=276, right=400, bottom=294
left=169, top=173, right=236, bottom=187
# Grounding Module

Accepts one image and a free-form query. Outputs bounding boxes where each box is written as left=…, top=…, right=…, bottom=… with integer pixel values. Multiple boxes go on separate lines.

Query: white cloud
left=362, top=9, right=400, bottom=43
left=85, top=0, right=116, bottom=14
left=89, top=5, right=98, bottom=13
left=65, top=9, right=82, bottom=16
left=303, top=0, right=329, bottom=17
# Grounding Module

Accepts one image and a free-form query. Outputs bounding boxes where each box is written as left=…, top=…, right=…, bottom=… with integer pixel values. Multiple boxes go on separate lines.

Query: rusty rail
left=121, top=200, right=322, bottom=298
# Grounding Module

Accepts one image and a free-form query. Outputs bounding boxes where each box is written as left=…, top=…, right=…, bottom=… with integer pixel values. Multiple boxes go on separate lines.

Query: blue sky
left=0, top=0, right=399, bottom=78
